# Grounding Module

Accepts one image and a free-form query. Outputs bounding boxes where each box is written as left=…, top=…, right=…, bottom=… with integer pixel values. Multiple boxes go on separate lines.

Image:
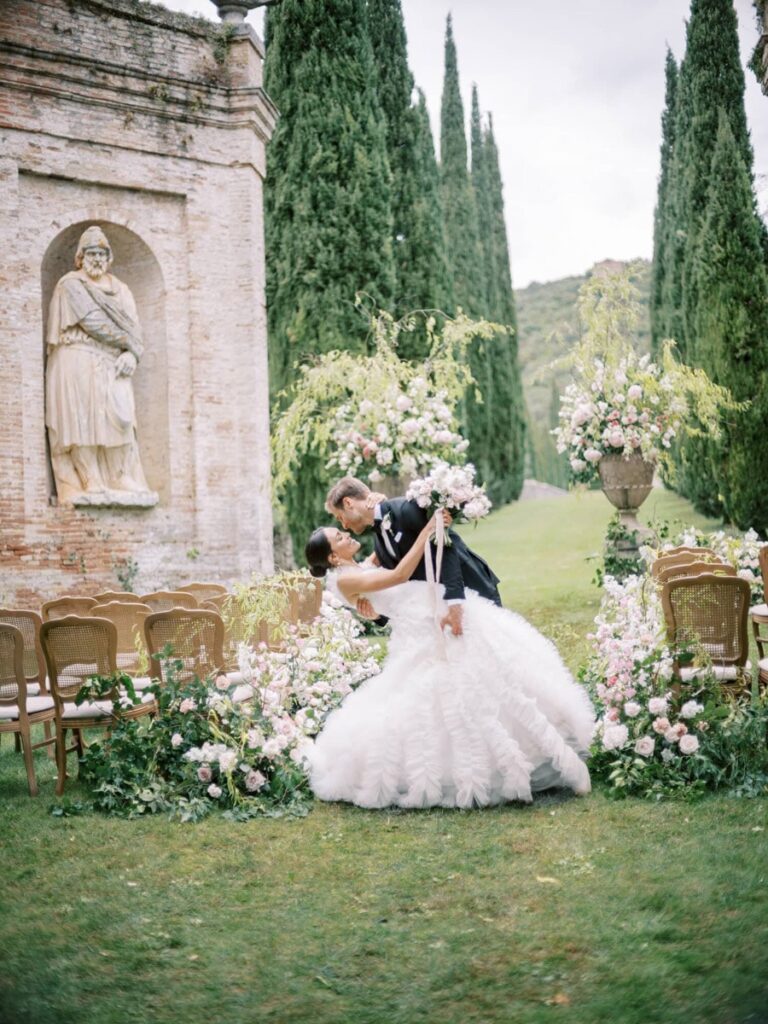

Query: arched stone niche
left=40, top=220, right=170, bottom=503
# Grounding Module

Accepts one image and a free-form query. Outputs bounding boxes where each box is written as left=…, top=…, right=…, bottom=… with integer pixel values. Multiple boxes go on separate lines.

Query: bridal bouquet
left=406, top=461, right=491, bottom=524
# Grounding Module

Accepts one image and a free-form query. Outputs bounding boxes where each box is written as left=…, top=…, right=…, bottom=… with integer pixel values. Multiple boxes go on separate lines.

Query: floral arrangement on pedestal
left=553, top=268, right=739, bottom=486
left=583, top=527, right=768, bottom=799
left=272, top=309, right=504, bottom=496
left=77, top=593, right=383, bottom=820
left=327, top=376, right=468, bottom=483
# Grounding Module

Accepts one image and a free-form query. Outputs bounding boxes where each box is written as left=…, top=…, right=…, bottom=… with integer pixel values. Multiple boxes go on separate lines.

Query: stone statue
left=45, top=226, right=157, bottom=506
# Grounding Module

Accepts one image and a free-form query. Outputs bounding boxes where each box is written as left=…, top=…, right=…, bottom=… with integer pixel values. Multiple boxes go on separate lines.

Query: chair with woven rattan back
left=90, top=601, right=152, bottom=676
left=139, top=590, right=199, bottom=613
left=92, top=591, right=141, bottom=604
left=0, top=608, right=54, bottom=754
left=199, top=592, right=227, bottom=612
left=662, top=546, right=718, bottom=559
left=752, top=607, right=768, bottom=692
left=41, top=596, right=97, bottom=622
left=0, top=609, right=47, bottom=695
left=0, top=624, right=56, bottom=796
left=661, top=574, right=752, bottom=690
left=651, top=549, right=719, bottom=580
left=656, top=560, right=735, bottom=587
left=144, top=608, right=225, bottom=686
left=177, top=582, right=228, bottom=603
left=288, top=578, right=323, bottom=626
left=40, top=616, right=156, bottom=795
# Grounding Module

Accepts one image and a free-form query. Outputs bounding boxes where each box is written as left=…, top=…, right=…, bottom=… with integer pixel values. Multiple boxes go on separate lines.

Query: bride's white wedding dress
left=308, top=576, right=594, bottom=809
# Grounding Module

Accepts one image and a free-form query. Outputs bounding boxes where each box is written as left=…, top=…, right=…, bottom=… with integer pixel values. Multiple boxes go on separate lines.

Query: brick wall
left=0, top=0, right=277, bottom=606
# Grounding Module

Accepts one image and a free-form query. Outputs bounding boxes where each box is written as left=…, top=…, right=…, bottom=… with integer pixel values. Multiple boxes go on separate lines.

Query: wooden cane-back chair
left=0, top=625, right=56, bottom=796
left=661, top=574, right=752, bottom=689
left=92, top=591, right=141, bottom=604
left=651, top=549, right=718, bottom=579
left=289, top=578, right=323, bottom=626
left=656, top=560, right=735, bottom=587
left=752, top=607, right=768, bottom=692
left=177, top=582, right=228, bottom=603
left=40, top=616, right=155, bottom=795
left=144, top=609, right=225, bottom=685
left=90, top=601, right=152, bottom=676
left=41, top=596, right=97, bottom=621
left=139, top=591, right=198, bottom=613
left=758, top=546, right=768, bottom=608
left=0, top=609, right=47, bottom=695
left=662, top=546, right=718, bottom=558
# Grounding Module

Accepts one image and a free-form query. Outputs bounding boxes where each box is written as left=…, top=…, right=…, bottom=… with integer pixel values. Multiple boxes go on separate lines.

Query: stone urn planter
left=598, top=452, right=655, bottom=551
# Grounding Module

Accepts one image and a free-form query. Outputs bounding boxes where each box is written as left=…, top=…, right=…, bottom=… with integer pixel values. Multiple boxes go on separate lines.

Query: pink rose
left=652, top=716, right=670, bottom=735
left=215, top=674, right=230, bottom=691
left=179, top=698, right=195, bottom=714
left=679, top=734, right=700, bottom=755
left=245, top=770, right=266, bottom=792
left=197, top=765, right=212, bottom=783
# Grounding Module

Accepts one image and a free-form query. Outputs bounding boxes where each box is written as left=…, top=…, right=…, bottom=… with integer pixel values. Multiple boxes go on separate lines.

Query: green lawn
left=3, top=486, right=766, bottom=1024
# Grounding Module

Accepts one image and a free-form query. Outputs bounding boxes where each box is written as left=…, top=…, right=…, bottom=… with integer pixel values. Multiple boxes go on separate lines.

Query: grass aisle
left=2, top=488, right=766, bottom=1024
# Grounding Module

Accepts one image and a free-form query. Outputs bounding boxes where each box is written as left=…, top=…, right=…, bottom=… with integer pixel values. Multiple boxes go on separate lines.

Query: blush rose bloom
left=245, top=770, right=266, bottom=792
left=179, top=698, right=195, bottom=714
left=197, top=765, right=212, bottom=783
left=679, top=734, right=700, bottom=755
left=624, top=701, right=641, bottom=718
left=207, top=783, right=222, bottom=799
left=602, top=723, right=629, bottom=750
left=648, top=697, right=668, bottom=715
left=171, top=732, right=183, bottom=748
left=634, top=736, right=655, bottom=757
left=652, top=716, right=670, bottom=735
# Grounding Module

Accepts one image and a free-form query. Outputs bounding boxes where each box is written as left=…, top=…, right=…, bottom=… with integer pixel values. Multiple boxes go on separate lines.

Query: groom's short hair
left=325, top=476, right=370, bottom=512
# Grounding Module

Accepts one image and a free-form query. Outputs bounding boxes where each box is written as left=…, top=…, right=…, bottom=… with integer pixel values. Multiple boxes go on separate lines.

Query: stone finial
left=210, top=1, right=264, bottom=25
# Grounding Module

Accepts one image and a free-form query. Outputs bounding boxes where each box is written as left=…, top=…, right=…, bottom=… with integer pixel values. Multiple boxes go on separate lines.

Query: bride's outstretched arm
left=337, top=514, right=440, bottom=602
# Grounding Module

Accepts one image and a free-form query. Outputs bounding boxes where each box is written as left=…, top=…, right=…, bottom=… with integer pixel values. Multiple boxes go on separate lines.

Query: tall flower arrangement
left=272, top=308, right=504, bottom=497
left=553, top=268, right=739, bottom=486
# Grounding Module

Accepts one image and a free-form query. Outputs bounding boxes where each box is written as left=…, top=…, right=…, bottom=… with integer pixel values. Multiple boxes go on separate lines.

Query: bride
left=304, top=515, right=594, bottom=808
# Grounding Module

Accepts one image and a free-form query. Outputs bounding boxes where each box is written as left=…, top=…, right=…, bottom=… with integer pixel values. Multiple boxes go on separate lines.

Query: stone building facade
left=0, top=0, right=277, bottom=604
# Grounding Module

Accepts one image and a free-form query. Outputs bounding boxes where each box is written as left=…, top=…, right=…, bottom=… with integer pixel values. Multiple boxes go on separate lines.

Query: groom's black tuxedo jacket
left=373, top=497, right=502, bottom=606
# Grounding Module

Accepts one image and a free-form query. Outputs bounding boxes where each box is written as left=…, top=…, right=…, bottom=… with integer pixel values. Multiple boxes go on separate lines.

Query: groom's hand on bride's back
left=356, top=597, right=377, bottom=619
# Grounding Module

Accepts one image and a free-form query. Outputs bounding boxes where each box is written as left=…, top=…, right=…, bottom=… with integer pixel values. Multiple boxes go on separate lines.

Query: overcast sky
left=158, top=0, right=768, bottom=288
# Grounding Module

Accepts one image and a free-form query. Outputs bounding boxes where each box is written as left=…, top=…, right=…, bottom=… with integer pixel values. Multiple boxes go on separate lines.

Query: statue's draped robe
left=46, top=271, right=143, bottom=451
left=45, top=270, right=150, bottom=499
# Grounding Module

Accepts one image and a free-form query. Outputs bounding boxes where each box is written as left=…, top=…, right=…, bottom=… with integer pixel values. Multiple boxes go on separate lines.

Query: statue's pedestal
left=70, top=489, right=159, bottom=509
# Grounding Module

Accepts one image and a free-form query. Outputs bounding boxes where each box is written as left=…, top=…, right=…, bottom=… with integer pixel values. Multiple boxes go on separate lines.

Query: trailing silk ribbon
left=424, top=509, right=448, bottom=656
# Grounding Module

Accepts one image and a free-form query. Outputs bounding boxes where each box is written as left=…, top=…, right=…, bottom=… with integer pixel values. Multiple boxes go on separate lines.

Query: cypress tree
left=650, top=48, right=678, bottom=357
left=264, top=0, right=395, bottom=398
left=367, top=0, right=450, bottom=358
left=440, top=15, right=484, bottom=315
left=484, top=113, right=526, bottom=500
left=676, top=0, right=759, bottom=362
left=473, top=107, right=526, bottom=502
left=440, top=17, right=490, bottom=486
left=264, top=0, right=397, bottom=552
left=690, top=112, right=768, bottom=531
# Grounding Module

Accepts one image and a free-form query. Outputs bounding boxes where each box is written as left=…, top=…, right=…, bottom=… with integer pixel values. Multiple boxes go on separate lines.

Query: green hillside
left=514, top=259, right=651, bottom=487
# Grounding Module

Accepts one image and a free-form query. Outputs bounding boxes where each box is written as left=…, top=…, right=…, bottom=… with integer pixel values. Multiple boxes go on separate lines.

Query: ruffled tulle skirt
left=308, top=592, right=594, bottom=809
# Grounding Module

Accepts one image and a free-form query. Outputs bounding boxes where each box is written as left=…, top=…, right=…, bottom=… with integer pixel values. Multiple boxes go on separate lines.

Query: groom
left=325, top=476, right=502, bottom=636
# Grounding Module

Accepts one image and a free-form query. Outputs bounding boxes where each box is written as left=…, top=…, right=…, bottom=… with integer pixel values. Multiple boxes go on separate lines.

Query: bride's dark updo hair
left=305, top=528, right=333, bottom=579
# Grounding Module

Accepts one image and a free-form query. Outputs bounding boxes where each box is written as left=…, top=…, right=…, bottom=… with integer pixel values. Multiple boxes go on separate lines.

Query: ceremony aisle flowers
left=553, top=268, right=738, bottom=485
left=583, top=527, right=768, bottom=799
left=77, top=592, right=382, bottom=821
